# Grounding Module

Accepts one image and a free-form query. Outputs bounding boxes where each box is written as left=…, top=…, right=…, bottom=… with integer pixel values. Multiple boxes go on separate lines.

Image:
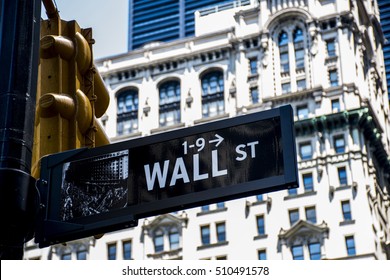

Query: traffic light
left=32, top=17, right=110, bottom=178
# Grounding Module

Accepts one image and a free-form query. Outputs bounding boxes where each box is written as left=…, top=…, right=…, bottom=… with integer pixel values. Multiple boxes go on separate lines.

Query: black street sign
left=35, top=105, right=298, bottom=247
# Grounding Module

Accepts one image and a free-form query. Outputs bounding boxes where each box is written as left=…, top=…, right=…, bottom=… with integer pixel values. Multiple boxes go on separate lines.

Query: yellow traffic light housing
left=32, top=16, right=110, bottom=178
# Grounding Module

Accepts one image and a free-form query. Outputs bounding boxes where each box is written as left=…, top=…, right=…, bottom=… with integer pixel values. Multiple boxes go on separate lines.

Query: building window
left=159, top=80, right=181, bottom=127
left=305, top=206, right=317, bottom=224
left=201, top=205, right=210, bottom=212
left=309, top=243, right=321, bottom=260
left=249, top=58, right=257, bottom=75
left=326, top=39, right=336, bottom=57
left=331, top=98, right=341, bottom=112
left=258, top=249, right=267, bottom=260
left=338, top=166, right=347, bottom=185
left=294, top=28, right=305, bottom=70
left=299, top=142, right=313, bottom=160
left=256, top=215, right=265, bottom=235
left=289, top=209, right=300, bottom=226
left=282, top=82, right=291, bottom=94
left=123, top=240, right=132, bottom=260
left=169, top=230, right=180, bottom=250
left=334, top=135, right=346, bottom=153
left=296, top=79, right=306, bottom=91
left=201, top=71, right=225, bottom=118
left=297, top=105, right=309, bottom=120
left=288, top=188, right=298, bottom=196
left=216, top=222, right=226, bottom=242
left=291, top=245, right=304, bottom=260
left=250, top=87, right=259, bottom=104
left=279, top=31, right=289, bottom=74
left=329, top=69, right=339, bottom=87
left=256, top=194, right=263, bottom=201
left=61, top=253, right=71, bottom=260
left=303, top=173, right=314, bottom=192
left=341, top=200, right=352, bottom=221
left=216, top=202, right=225, bottom=209
left=107, top=243, right=117, bottom=260
left=345, top=236, right=356, bottom=256
left=77, top=249, right=87, bottom=260
left=201, top=225, right=210, bottom=245
left=117, top=89, right=138, bottom=135
left=154, top=231, right=164, bottom=253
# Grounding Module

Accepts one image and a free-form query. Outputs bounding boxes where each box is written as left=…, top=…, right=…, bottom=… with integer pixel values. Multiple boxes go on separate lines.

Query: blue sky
left=41, top=0, right=128, bottom=59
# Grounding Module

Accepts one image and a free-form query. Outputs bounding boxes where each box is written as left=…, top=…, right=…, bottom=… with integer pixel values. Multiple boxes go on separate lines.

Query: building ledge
left=197, top=241, right=229, bottom=251
left=284, top=191, right=317, bottom=200
left=197, top=207, right=228, bottom=216
left=253, top=234, right=268, bottom=241
left=339, top=220, right=356, bottom=226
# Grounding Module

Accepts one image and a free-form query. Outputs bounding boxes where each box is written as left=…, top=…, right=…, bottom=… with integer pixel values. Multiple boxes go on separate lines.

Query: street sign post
left=35, top=105, right=298, bottom=247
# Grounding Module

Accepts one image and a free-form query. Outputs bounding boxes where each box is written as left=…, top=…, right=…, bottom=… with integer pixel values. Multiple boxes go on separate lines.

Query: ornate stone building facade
left=25, top=0, right=390, bottom=260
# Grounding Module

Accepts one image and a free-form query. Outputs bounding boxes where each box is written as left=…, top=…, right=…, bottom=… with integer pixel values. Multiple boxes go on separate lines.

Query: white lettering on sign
left=235, top=141, right=259, bottom=161
left=144, top=137, right=260, bottom=191
left=144, top=149, right=227, bottom=191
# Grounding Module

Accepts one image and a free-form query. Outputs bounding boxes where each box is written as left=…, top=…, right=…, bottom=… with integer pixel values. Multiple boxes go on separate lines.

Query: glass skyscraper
left=378, top=0, right=390, bottom=97
left=128, top=0, right=235, bottom=50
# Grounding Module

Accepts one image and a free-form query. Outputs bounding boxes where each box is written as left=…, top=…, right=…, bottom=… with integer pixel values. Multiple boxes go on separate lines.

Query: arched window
left=117, top=89, right=139, bottom=135
left=274, top=23, right=308, bottom=94
left=279, top=31, right=289, bottom=74
left=159, top=80, right=181, bottom=127
left=293, top=28, right=305, bottom=70
left=201, top=71, right=224, bottom=118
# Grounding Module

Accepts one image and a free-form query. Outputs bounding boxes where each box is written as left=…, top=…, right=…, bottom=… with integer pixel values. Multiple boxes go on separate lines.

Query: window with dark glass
left=288, top=188, right=298, bottom=196
left=282, top=82, right=291, bottom=94
left=345, top=236, right=356, bottom=256
left=201, top=71, right=225, bottom=118
left=250, top=87, right=259, bottom=104
left=169, top=230, right=180, bottom=250
left=293, top=28, right=304, bottom=70
left=61, top=253, right=71, bottom=260
left=291, top=245, right=304, bottom=260
left=331, top=98, right=341, bottom=112
left=338, top=166, right=347, bottom=185
left=256, top=215, right=265, bottom=235
left=107, top=243, right=117, bottom=260
left=117, top=89, right=139, bottom=135
left=299, top=142, right=312, bottom=160
left=341, top=200, right=352, bottom=221
left=305, top=206, right=317, bottom=224
left=279, top=31, right=289, bottom=74
left=77, top=250, right=87, bottom=260
left=258, top=250, right=267, bottom=260
left=201, top=225, right=210, bottom=245
left=249, top=58, right=257, bottom=75
left=216, top=222, right=226, bottom=242
left=309, top=243, right=321, bottom=260
left=329, top=69, right=339, bottom=87
left=297, top=79, right=306, bottom=91
left=334, top=135, right=346, bottom=153
left=123, top=240, right=132, bottom=260
left=289, top=209, right=300, bottom=226
left=154, top=231, right=164, bottom=253
left=159, top=80, right=181, bottom=127
left=216, top=202, right=225, bottom=209
left=326, top=39, right=336, bottom=57
left=297, top=105, right=309, bottom=120
left=303, top=173, right=314, bottom=192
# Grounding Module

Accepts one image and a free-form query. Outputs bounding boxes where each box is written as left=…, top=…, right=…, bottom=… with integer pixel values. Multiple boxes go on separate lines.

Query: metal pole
left=0, top=0, right=41, bottom=259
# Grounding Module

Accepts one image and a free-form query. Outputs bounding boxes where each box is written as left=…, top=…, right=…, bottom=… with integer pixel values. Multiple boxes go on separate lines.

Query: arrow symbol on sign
left=209, top=134, right=224, bottom=147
